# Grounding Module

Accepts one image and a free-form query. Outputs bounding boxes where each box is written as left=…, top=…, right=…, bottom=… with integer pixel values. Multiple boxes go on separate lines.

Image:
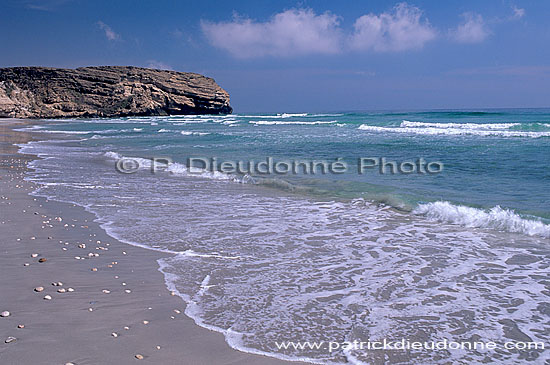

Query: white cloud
left=349, top=3, right=436, bottom=52
left=451, top=13, right=489, bottom=43
left=97, top=21, right=120, bottom=41
left=201, top=9, right=342, bottom=58
left=511, top=5, right=525, bottom=20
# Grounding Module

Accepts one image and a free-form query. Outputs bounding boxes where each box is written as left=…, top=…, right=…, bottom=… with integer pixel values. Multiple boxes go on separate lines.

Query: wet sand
left=0, top=120, right=297, bottom=364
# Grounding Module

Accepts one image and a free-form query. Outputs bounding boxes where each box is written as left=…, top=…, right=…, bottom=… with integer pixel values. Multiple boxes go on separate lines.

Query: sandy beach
left=0, top=120, right=296, bottom=365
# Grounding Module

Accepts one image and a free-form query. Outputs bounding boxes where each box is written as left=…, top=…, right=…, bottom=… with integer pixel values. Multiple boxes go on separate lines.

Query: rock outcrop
left=0, top=66, right=232, bottom=118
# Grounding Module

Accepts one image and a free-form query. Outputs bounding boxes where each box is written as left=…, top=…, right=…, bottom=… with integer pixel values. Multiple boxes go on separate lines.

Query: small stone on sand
left=156, top=346, right=161, bottom=350
left=125, top=289, right=131, bottom=294
left=88, top=308, right=93, bottom=312
left=91, top=268, right=98, bottom=272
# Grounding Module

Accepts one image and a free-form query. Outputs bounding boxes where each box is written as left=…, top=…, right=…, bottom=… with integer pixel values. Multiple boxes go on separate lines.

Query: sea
left=17, top=109, right=550, bottom=364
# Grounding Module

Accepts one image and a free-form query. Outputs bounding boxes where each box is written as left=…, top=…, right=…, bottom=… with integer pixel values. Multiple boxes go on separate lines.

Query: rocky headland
left=0, top=66, right=232, bottom=118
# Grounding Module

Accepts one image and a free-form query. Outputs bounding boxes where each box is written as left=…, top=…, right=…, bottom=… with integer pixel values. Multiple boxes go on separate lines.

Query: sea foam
left=413, top=201, right=550, bottom=238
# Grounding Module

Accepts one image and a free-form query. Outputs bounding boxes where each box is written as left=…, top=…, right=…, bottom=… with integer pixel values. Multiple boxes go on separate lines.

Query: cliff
left=0, top=66, right=232, bottom=118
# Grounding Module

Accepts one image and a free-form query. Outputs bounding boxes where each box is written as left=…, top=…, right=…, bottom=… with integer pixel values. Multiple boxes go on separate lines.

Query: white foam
left=401, top=120, right=522, bottom=129
left=358, top=124, right=550, bottom=138
left=413, top=201, right=550, bottom=238
left=250, top=120, right=336, bottom=126
left=180, top=131, right=210, bottom=136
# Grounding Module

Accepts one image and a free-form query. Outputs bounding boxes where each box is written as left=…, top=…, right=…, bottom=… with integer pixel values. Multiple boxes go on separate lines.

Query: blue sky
left=1, top=0, right=549, bottom=112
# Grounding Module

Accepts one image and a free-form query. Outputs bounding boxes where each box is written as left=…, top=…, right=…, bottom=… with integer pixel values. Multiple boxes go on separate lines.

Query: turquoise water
left=30, top=109, right=550, bottom=221
left=18, top=109, right=550, bottom=364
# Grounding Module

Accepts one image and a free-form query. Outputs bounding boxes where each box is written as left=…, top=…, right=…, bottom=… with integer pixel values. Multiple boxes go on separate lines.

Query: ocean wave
left=39, top=130, right=93, bottom=134
left=413, top=201, right=550, bottom=238
left=250, top=120, right=336, bottom=126
left=401, top=120, right=522, bottom=129
left=180, top=131, right=211, bottom=136
left=358, top=124, right=550, bottom=138
left=239, top=113, right=308, bottom=119
left=104, top=151, right=232, bottom=181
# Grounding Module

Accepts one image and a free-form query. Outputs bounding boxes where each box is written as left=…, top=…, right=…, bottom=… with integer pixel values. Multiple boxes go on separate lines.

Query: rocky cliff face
left=0, top=66, right=232, bottom=118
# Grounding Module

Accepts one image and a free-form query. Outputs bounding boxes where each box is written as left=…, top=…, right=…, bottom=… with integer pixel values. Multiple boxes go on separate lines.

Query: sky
left=1, top=0, right=549, bottom=112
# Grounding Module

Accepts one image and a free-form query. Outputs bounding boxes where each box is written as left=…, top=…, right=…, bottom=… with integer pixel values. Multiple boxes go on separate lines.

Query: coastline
left=0, top=120, right=297, bottom=364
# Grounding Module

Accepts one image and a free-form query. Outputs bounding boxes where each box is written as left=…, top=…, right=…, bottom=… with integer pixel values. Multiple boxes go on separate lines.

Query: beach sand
left=0, top=120, right=298, bottom=364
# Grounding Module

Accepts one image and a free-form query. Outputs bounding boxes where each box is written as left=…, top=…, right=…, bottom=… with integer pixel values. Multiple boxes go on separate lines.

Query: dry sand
left=0, top=120, right=299, bottom=364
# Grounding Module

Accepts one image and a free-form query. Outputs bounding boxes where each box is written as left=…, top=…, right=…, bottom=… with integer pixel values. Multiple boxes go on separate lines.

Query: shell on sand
left=1, top=311, right=10, bottom=317
left=135, top=354, right=144, bottom=360
left=44, top=295, right=52, bottom=300
left=5, top=336, right=17, bottom=344
left=57, top=288, right=66, bottom=293
left=102, top=290, right=110, bottom=294
left=34, top=286, right=44, bottom=292
left=17, top=324, right=25, bottom=329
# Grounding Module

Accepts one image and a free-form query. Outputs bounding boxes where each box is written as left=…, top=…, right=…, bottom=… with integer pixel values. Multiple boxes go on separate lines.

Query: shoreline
left=0, top=120, right=298, bottom=364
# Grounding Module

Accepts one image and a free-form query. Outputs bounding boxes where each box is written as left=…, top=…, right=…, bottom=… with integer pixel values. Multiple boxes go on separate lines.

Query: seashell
left=30, top=236, right=36, bottom=240
left=78, top=244, right=86, bottom=248
left=91, top=268, right=98, bottom=272
left=67, top=288, right=74, bottom=292
left=5, top=336, right=17, bottom=344
left=102, top=290, right=110, bottom=294
left=23, top=263, right=30, bottom=266
left=142, top=320, right=149, bottom=325
left=124, top=326, right=130, bottom=330
left=88, top=308, right=93, bottom=312
left=1, top=311, right=10, bottom=317
left=31, top=253, right=38, bottom=258
left=173, top=309, right=181, bottom=314
left=111, top=332, right=118, bottom=338
left=38, top=258, right=47, bottom=263
left=124, top=289, right=131, bottom=294
left=34, top=286, right=44, bottom=292
left=170, top=291, right=176, bottom=296
left=17, top=324, right=24, bottom=329
left=121, top=282, right=127, bottom=286
left=57, top=288, right=66, bottom=293
left=135, top=354, right=144, bottom=360
left=44, top=295, right=52, bottom=300
left=122, top=251, right=127, bottom=255
left=156, top=346, right=161, bottom=350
